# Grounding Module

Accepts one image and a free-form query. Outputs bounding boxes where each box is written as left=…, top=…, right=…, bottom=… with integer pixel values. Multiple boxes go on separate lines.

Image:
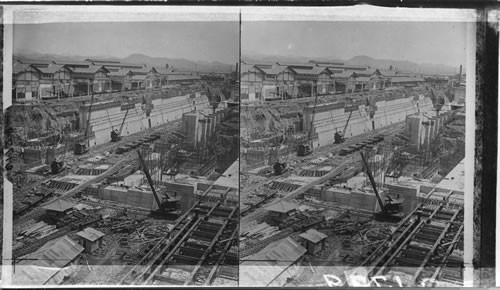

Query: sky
left=14, top=21, right=239, bottom=64
left=242, top=21, right=467, bottom=67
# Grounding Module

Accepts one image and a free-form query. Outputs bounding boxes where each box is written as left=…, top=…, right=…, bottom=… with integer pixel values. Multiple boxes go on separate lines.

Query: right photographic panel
left=239, top=7, right=476, bottom=288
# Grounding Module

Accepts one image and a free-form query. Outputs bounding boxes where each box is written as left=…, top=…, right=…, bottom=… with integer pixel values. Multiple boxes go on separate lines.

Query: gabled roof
left=167, top=74, right=201, bottom=81
left=67, top=65, right=109, bottom=74
left=326, top=64, right=368, bottom=71
left=155, top=66, right=174, bottom=75
left=355, top=76, right=371, bottom=82
left=85, top=58, right=121, bottom=64
left=276, top=62, right=315, bottom=69
left=129, top=67, right=156, bottom=75
left=76, top=227, right=105, bottom=242
left=14, top=236, right=84, bottom=285
left=332, top=70, right=357, bottom=78
left=309, top=60, right=345, bottom=66
left=13, top=63, right=33, bottom=75
left=240, top=63, right=255, bottom=74
left=93, top=62, right=144, bottom=68
left=131, top=74, right=147, bottom=80
left=36, top=64, right=65, bottom=74
left=54, top=60, right=90, bottom=66
left=255, top=64, right=287, bottom=75
left=16, top=59, right=55, bottom=66
left=299, top=228, right=327, bottom=244
left=264, top=200, right=298, bottom=213
left=42, top=199, right=76, bottom=212
left=390, top=76, right=425, bottom=83
left=108, top=68, right=132, bottom=77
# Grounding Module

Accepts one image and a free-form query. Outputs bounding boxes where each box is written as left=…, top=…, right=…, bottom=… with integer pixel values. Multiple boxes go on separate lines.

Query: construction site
left=6, top=68, right=240, bottom=286
left=239, top=71, right=466, bottom=287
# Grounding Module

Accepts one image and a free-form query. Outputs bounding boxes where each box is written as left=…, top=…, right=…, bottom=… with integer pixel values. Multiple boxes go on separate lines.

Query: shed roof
left=13, top=236, right=84, bottom=285
left=42, top=199, right=76, bottom=212
left=264, top=200, right=298, bottom=213
left=299, top=228, right=328, bottom=244
left=240, top=237, right=306, bottom=287
left=76, top=227, right=105, bottom=242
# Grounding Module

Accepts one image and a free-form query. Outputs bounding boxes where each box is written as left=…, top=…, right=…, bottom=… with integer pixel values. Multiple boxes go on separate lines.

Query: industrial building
left=12, top=58, right=204, bottom=101
left=240, top=60, right=428, bottom=102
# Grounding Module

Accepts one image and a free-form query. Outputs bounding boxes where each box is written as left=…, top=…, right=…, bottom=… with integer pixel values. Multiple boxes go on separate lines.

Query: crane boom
left=118, top=109, right=129, bottom=135
left=342, top=110, right=353, bottom=137
left=308, top=87, right=320, bottom=139
left=360, top=152, right=387, bottom=213
left=137, top=150, right=163, bottom=209
left=85, top=83, right=95, bottom=139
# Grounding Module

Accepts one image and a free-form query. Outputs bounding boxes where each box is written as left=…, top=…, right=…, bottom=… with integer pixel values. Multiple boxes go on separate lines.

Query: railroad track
left=118, top=187, right=239, bottom=286
left=360, top=204, right=464, bottom=287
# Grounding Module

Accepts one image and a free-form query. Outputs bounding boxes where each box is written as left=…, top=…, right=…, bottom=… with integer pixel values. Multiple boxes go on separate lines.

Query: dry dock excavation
left=239, top=58, right=466, bottom=287
left=7, top=56, right=240, bottom=285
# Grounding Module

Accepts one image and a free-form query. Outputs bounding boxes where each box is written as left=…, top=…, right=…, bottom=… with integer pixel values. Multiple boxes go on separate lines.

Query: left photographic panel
left=4, top=6, right=240, bottom=287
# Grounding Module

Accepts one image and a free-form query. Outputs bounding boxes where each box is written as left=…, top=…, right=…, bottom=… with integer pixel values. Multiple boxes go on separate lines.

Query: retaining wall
left=305, top=96, right=434, bottom=147
left=80, top=93, right=210, bottom=146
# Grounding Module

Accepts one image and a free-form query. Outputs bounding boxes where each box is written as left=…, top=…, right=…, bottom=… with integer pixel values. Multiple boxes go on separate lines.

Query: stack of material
left=241, top=222, right=279, bottom=240
left=19, top=221, right=57, bottom=239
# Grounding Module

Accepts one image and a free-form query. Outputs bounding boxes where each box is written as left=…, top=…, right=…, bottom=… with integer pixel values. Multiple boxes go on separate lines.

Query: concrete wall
left=97, top=186, right=158, bottom=210
left=386, top=184, right=419, bottom=213
left=162, top=182, right=196, bottom=212
left=319, top=184, right=418, bottom=214
left=305, top=96, right=434, bottom=148
left=81, top=94, right=210, bottom=146
left=320, top=188, right=377, bottom=212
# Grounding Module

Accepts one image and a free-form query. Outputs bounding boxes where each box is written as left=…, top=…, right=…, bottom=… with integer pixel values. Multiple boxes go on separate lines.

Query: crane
left=50, top=131, right=67, bottom=174
left=272, top=131, right=287, bottom=175
left=297, top=84, right=319, bottom=156
left=74, top=82, right=94, bottom=155
left=360, top=151, right=404, bottom=222
left=110, top=99, right=131, bottom=142
left=137, top=150, right=181, bottom=219
left=334, top=109, right=353, bottom=144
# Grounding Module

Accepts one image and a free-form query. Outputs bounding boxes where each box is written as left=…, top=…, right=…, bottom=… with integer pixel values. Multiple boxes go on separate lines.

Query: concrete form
left=182, top=109, right=226, bottom=149
left=406, top=112, right=450, bottom=150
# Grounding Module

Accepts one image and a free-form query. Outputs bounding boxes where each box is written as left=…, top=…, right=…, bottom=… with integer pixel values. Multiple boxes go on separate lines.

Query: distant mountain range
left=14, top=52, right=236, bottom=73
left=242, top=53, right=462, bottom=75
